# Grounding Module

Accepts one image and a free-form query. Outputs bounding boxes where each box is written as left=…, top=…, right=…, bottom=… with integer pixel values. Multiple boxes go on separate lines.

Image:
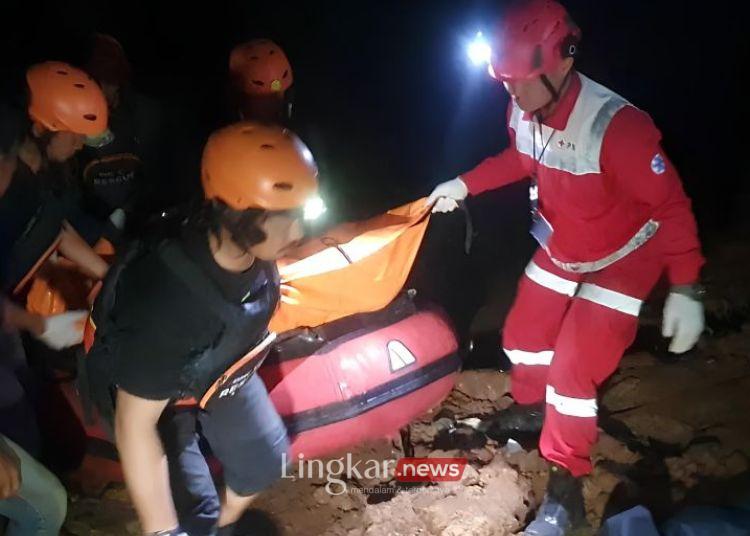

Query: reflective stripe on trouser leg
left=541, top=385, right=600, bottom=477
left=545, top=386, right=597, bottom=417
left=540, top=285, right=645, bottom=477
left=503, top=255, right=579, bottom=405
left=504, top=349, right=553, bottom=366
left=503, top=349, right=554, bottom=404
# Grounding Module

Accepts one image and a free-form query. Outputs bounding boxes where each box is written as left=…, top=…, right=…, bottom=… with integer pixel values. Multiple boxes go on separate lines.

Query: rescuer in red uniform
left=427, top=1, right=705, bottom=532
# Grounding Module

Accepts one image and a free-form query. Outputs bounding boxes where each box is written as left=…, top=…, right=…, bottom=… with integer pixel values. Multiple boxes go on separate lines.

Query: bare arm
left=1, top=296, right=45, bottom=336
left=58, top=221, right=109, bottom=280
left=115, top=389, right=178, bottom=533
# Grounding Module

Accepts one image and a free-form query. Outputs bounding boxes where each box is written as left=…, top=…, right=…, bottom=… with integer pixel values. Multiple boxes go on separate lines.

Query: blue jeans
left=0, top=436, right=67, bottom=536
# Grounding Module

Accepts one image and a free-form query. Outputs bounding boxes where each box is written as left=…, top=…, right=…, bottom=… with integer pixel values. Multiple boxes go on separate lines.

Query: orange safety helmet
left=26, top=61, right=109, bottom=136
left=229, top=39, right=293, bottom=97
left=201, top=122, right=318, bottom=211
left=26, top=259, right=91, bottom=316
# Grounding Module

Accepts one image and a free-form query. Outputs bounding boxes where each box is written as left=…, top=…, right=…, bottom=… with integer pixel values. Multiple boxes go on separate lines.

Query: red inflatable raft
left=262, top=293, right=460, bottom=458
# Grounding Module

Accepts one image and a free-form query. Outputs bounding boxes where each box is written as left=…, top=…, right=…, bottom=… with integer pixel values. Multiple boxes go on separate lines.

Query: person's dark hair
left=193, top=199, right=268, bottom=251
left=0, top=101, right=28, bottom=155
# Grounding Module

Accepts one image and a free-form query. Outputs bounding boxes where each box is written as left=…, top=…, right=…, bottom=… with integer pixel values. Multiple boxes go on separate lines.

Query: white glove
left=37, top=310, right=88, bottom=350
left=425, top=177, right=469, bottom=213
left=662, top=292, right=704, bottom=354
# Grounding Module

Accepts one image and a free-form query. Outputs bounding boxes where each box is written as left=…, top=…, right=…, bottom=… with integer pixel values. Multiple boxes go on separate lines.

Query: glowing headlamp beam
left=467, top=31, right=492, bottom=66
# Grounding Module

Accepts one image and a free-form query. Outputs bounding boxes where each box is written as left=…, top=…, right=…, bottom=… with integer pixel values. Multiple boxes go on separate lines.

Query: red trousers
left=502, top=236, right=664, bottom=476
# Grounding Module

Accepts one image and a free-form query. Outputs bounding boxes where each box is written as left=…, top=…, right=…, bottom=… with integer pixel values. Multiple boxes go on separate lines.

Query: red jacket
left=462, top=72, right=703, bottom=285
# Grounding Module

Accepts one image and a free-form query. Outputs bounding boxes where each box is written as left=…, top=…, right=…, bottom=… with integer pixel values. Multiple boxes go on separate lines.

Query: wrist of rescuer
left=669, top=283, right=706, bottom=302
left=665, top=261, right=704, bottom=290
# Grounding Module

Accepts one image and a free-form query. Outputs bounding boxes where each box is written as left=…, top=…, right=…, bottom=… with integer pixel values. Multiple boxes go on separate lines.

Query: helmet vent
left=269, top=49, right=276, bottom=55
left=260, top=144, right=275, bottom=150
left=74, top=83, right=85, bottom=89
left=273, top=182, right=293, bottom=191
left=83, top=114, right=97, bottom=122
left=282, top=69, right=289, bottom=79
left=252, top=80, right=264, bottom=86
left=57, top=70, right=69, bottom=75
left=523, top=18, right=539, bottom=32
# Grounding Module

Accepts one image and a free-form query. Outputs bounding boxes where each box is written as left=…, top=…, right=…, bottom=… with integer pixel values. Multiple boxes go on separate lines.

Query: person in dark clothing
left=80, top=33, right=166, bottom=235
left=86, top=122, right=319, bottom=536
left=1, top=99, right=88, bottom=477
left=1, top=66, right=112, bottom=454
left=1, top=99, right=90, bottom=352
left=5, top=61, right=111, bottom=287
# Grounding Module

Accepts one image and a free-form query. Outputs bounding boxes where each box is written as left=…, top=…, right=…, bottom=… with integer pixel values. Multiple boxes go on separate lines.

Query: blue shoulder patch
left=650, top=153, right=666, bottom=175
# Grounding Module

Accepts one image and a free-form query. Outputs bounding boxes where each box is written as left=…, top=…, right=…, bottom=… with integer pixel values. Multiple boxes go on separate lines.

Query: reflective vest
left=509, top=74, right=657, bottom=273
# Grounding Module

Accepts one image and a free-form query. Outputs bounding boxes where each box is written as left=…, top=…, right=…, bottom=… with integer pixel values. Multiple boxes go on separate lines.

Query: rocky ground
left=59, top=238, right=750, bottom=535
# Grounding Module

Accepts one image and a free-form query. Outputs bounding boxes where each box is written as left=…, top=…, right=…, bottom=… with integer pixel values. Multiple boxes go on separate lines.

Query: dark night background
left=2, top=0, right=749, bottom=347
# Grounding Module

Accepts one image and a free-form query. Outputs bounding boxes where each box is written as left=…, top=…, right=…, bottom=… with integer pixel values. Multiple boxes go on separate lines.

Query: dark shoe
left=487, top=402, right=545, bottom=438
left=224, top=509, right=282, bottom=536
left=525, top=465, right=587, bottom=535
left=216, top=524, right=236, bottom=536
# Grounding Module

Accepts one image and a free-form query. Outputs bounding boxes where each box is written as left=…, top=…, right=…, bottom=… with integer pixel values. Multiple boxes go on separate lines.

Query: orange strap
left=172, top=396, right=199, bottom=408
left=82, top=282, right=103, bottom=353
left=175, top=331, right=278, bottom=409
left=84, top=281, right=278, bottom=410
left=12, top=234, right=63, bottom=296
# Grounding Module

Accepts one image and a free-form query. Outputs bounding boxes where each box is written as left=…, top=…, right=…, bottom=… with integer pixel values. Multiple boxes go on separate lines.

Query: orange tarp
left=269, top=198, right=430, bottom=333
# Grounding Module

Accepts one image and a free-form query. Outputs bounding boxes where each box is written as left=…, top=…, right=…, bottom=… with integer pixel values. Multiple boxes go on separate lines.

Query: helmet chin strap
left=540, top=74, right=561, bottom=103
left=534, top=70, right=572, bottom=121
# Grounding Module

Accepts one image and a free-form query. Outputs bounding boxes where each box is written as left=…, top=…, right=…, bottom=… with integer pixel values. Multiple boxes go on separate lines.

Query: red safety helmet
left=490, top=0, right=580, bottom=81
